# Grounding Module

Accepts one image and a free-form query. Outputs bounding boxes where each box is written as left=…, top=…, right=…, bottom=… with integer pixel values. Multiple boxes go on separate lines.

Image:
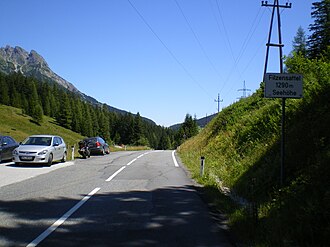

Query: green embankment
left=0, top=105, right=85, bottom=159
left=179, top=55, right=330, bottom=246
left=0, top=105, right=150, bottom=157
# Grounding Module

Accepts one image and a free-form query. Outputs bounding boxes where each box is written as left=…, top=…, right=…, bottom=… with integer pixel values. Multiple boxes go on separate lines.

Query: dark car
left=0, top=135, right=19, bottom=163
left=84, top=137, right=110, bottom=155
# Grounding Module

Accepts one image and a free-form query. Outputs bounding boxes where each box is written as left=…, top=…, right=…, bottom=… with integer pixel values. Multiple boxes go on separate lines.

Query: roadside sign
left=264, top=73, right=303, bottom=98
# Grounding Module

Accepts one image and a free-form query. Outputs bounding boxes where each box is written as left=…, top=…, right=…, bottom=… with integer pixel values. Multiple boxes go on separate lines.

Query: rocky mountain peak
left=0, top=46, right=28, bottom=68
left=28, top=50, right=49, bottom=68
left=0, top=45, right=78, bottom=92
left=0, top=46, right=49, bottom=71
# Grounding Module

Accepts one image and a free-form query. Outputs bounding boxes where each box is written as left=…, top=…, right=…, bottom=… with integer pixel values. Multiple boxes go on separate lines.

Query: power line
left=214, top=0, right=239, bottom=78
left=241, top=36, right=268, bottom=76
left=235, top=7, right=266, bottom=70
left=213, top=0, right=267, bottom=94
left=127, top=0, right=212, bottom=98
left=174, top=0, right=223, bottom=82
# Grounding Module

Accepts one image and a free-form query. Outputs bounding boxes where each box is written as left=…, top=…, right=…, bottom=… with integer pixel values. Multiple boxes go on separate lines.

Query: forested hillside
left=0, top=71, right=206, bottom=151
left=178, top=1, right=330, bottom=245
left=0, top=72, right=176, bottom=149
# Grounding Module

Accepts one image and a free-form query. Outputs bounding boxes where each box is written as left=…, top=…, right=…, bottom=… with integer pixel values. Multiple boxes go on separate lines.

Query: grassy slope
left=0, top=105, right=85, bottom=159
left=178, top=56, right=330, bottom=246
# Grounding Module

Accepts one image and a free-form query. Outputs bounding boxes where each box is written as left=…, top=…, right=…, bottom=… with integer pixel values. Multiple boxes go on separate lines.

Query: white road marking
left=172, top=150, right=179, bottom=167
left=106, top=166, right=126, bottom=182
left=27, top=187, right=101, bottom=247
left=126, top=158, right=137, bottom=166
left=27, top=151, right=162, bottom=246
left=106, top=151, right=152, bottom=182
left=137, top=154, right=144, bottom=159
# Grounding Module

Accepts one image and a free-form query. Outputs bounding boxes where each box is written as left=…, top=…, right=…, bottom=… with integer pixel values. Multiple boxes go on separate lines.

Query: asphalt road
left=0, top=150, right=232, bottom=247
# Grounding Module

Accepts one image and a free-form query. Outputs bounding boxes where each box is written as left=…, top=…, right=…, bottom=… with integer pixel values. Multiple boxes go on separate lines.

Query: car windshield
left=22, top=137, right=52, bottom=146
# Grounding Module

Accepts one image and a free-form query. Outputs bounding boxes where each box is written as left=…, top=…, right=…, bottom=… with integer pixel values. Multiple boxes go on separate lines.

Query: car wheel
left=61, top=152, right=67, bottom=162
left=47, top=153, right=53, bottom=167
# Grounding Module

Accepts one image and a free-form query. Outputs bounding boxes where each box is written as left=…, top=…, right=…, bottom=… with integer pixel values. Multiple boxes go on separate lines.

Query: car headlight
left=38, top=150, right=48, bottom=155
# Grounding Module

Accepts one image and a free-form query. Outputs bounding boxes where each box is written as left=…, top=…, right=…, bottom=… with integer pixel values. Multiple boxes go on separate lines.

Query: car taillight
left=96, top=142, right=101, bottom=147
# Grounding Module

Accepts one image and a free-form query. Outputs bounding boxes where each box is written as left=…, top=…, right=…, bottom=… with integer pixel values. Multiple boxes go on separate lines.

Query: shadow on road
left=0, top=185, right=232, bottom=247
left=5, top=161, right=64, bottom=168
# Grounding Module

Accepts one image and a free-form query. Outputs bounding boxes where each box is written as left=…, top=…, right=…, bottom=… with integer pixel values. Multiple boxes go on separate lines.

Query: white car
left=13, top=135, right=67, bottom=166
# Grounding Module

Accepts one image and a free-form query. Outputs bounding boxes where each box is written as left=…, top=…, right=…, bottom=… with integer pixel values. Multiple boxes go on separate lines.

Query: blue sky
left=0, top=0, right=314, bottom=127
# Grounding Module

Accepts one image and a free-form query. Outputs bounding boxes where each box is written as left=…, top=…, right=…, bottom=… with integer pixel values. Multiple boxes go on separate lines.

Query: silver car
left=13, top=135, right=67, bottom=166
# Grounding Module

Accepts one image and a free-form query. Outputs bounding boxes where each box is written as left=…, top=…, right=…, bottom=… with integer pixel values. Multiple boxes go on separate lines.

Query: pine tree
left=133, top=112, right=144, bottom=145
left=40, top=84, right=51, bottom=116
left=292, top=26, right=307, bottom=56
left=308, top=0, right=330, bottom=59
left=28, top=81, right=43, bottom=123
left=49, top=93, right=57, bottom=118
left=32, top=103, right=44, bottom=124
left=0, top=76, right=10, bottom=105
left=117, top=113, right=134, bottom=144
left=108, top=111, right=116, bottom=139
left=49, top=84, right=59, bottom=118
left=56, top=91, right=72, bottom=128
left=113, top=132, right=121, bottom=145
left=81, top=102, right=93, bottom=137
left=181, top=114, right=199, bottom=139
left=21, top=95, right=29, bottom=115
left=11, top=86, right=22, bottom=108
left=90, top=107, right=99, bottom=137
left=71, top=97, right=83, bottom=133
left=158, top=131, right=171, bottom=150
left=98, top=105, right=110, bottom=141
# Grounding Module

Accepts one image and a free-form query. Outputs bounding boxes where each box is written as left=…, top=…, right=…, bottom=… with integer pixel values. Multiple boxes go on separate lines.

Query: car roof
left=84, top=137, right=97, bottom=140
left=28, top=135, right=58, bottom=138
left=0, top=135, right=16, bottom=139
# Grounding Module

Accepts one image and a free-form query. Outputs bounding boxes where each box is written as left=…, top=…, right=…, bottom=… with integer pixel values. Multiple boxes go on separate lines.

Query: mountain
left=0, top=45, right=155, bottom=124
left=0, top=46, right=79, bottom=93
left=169, top=113, right=217, bottom=130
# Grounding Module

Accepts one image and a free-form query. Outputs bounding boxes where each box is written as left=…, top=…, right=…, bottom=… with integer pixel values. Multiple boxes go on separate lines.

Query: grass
left=110, top=145, right=151, bottom=152
left=178, top=55, right=330, bottom=246
left=0, top=105, right=85, bottom=160
left=0, top=105, right=152, bottom=159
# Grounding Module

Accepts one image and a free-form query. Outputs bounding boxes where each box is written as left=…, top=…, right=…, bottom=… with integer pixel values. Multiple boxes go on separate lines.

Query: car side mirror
left=53, top=143, right=59, bottom=147
left=2, top=142, right=7, bottom=146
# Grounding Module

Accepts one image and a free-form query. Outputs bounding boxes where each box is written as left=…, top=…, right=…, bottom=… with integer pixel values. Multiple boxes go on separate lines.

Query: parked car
left=13, top=135, right=67, bottom=166
left=84, top=137, right=110, bottom=155
left=0, top=135, right=19, bottom=163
